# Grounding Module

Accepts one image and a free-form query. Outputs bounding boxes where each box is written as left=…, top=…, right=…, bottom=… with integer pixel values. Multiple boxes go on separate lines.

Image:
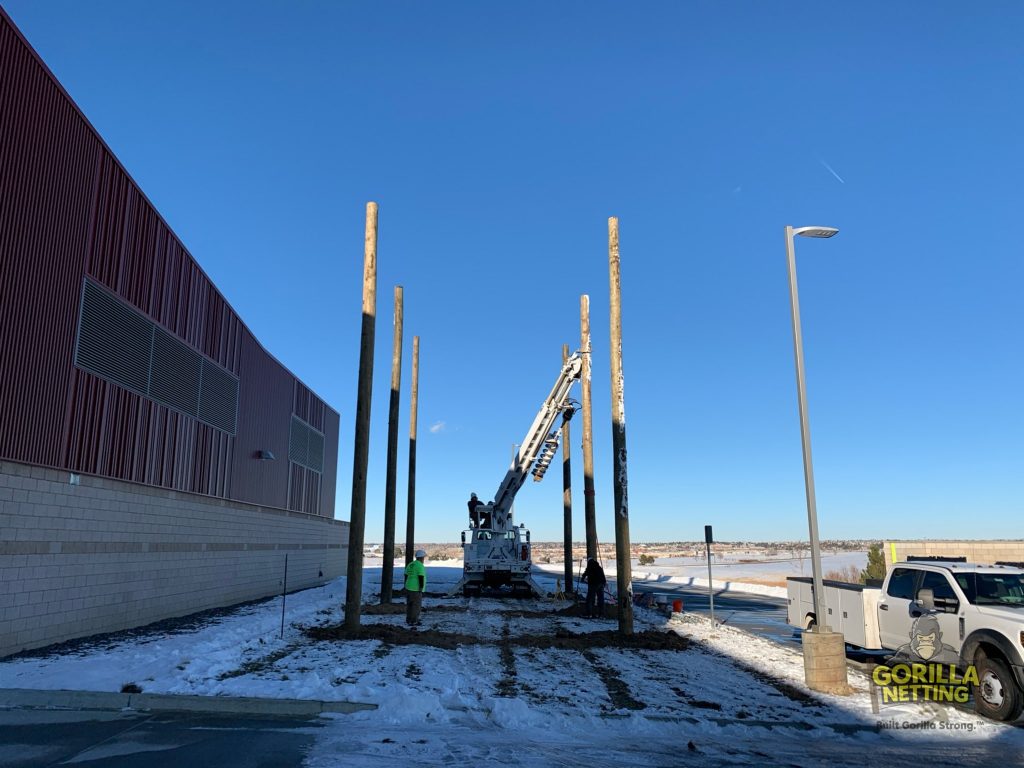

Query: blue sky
left=6, top=1, right=1022, bottom=542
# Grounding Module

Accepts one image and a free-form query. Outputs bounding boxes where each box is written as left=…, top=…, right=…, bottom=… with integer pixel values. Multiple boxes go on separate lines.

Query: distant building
left=885, top=541, right=1024, bottom=569
left=0, top=8, right=346, bottom=657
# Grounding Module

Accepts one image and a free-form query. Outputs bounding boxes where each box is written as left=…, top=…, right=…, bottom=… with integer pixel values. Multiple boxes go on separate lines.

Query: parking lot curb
left=0, top=688, right=376, bottom=716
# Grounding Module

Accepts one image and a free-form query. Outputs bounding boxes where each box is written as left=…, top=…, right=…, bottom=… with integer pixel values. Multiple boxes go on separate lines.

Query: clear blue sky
left=6, top=1, right=1022, bottom=543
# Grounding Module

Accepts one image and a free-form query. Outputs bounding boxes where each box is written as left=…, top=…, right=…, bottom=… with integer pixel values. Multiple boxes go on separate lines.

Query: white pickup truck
left=787, top=560, right=1024, bottom=721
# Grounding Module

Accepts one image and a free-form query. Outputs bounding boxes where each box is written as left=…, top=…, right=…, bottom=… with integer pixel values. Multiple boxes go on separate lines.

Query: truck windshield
left=962, top=573, right=1024, bottom=606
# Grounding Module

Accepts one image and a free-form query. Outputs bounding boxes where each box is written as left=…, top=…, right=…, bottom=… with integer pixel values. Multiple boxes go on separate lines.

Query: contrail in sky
left=818, top=158, right=846, bottom=184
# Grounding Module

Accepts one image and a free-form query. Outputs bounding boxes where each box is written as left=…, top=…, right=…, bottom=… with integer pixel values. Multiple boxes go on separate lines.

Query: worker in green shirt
left=405, top=549, right=427, bottom=626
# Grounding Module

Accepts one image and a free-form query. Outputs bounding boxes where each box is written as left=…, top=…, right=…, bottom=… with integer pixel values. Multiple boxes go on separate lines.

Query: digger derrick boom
left=490, top=352, right=583, bottom=527
left=450, top=350, right=583, bottom=598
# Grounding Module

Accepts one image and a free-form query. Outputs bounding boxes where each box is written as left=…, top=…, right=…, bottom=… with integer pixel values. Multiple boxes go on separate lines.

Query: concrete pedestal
left=801, top=629, right=850, bottom=695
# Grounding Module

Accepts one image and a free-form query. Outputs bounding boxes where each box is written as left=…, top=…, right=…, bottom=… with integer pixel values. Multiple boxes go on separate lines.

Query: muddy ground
left=304, top=622, right=689, bottom=652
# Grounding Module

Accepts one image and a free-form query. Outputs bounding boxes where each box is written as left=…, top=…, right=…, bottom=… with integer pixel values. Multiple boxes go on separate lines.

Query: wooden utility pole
left=344, top=202, right=378, bottom=630
left=580, top=295, right=598, bottom=562
left=380, top=285, right=403, bottom=604
left=404, top=336, right=420, bottom=565
left=608, top=216, right=633, bottom=635
left=561, top=343, right=574, bottom=593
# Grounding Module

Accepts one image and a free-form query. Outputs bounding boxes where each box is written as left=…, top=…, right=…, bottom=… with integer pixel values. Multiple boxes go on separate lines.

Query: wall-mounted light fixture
left=255, top=450, right=276, bottom=461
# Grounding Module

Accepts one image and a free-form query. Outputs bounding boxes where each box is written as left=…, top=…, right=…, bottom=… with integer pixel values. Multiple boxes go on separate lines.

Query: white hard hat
left=415, top=549, right=427, bottom=558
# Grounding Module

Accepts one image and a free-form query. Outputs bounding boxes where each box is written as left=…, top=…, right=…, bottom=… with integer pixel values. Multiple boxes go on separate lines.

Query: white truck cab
left=458, top=523, right=534, bottom=596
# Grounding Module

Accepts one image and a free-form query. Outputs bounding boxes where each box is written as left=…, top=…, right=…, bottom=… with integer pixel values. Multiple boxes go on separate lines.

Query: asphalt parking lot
left=0, top=708, right=323, bottom=768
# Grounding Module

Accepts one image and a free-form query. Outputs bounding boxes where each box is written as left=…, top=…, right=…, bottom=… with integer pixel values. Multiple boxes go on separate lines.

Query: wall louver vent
left=150, top=327, right=202, bottom=417
left=289, top=415, right=324, bottom=473
left=199, top=360, right=239, bottom=434
left=307, top=429, right=325, bottom=473
left=74, top=278, right=239, bottom=434
left=76, top=279, right=152, bottom=394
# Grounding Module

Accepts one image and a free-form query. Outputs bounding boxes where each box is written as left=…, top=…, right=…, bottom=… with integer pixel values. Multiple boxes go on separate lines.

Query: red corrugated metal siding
left=84, top=153, right=243, bottom=371
left=293, top=382, right=326, bottom=431
left=229, top=328, right=292, bottom=510
left=0, top=16, right=100, bottom=468
left=60, top=148, right=240, bottom=497
left=0, top=10, right=338, bottom=515
left=319, top=409, right=340, bottom=516
left=291, top=381, right=334, bottom=515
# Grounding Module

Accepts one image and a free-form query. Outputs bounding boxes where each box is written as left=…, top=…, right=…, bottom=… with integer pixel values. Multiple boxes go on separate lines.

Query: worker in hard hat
left=467, top=493, right=482, bottom=528
left=405, top=549, right=427, bottom=626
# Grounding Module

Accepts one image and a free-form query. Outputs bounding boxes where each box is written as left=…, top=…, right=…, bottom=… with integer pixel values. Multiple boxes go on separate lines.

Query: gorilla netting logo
left=894, top=614, right=961, bottom=664
left=871, top=613, right=978, bottom=706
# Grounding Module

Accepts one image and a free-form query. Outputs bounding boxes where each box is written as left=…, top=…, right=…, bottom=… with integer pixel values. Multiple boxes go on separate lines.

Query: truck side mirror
left=461, top=531, right=466, bottom=545
left=916, top=588, right=935, bottom=612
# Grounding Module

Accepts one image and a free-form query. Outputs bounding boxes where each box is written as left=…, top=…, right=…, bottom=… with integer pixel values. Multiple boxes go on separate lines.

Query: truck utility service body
left=448, top=352, right=583, bottom=598
left=787, top=561, right=1024, bottom=721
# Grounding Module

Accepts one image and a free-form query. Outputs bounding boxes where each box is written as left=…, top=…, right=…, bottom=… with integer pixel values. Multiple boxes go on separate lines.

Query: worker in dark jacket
left=405, top=550, right=427, bottom=626
left=581, top=558, right=607, bottom=619
left=467, top=493, right=482, bottom=527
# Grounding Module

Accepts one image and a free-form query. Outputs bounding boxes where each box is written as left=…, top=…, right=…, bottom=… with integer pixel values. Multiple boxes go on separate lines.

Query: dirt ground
left=360, top=602, right=468, bottom=616
left=305, top=622, right=482, bottom=650
left=303, top=617, right=688, bottom=652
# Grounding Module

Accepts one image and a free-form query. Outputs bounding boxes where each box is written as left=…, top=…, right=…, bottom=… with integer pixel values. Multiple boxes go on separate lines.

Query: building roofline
left=0, top=4, right=339, bottom=419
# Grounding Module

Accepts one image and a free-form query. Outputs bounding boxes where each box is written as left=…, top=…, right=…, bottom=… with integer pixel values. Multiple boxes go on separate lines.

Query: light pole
left=784, top=225, right=838, bottom=633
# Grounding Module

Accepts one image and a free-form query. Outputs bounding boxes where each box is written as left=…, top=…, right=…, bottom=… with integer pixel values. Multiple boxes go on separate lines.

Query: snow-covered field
left=638, top=550, right=867, bottom=584
left=2, top=564, right=1021, bottom=767
left=417, top=551, right=867, bottom=601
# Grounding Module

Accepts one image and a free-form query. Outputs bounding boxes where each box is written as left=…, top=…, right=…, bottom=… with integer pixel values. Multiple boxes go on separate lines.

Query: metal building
left=0, top=7, right=347, bottom=657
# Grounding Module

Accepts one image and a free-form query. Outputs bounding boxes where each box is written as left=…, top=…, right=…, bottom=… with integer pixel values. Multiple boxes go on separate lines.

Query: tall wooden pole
left=580, top=295, right=598, bottom=562
left=561, top=343, right=574, bottom=593
left=404, top=336, right=420, bottom=566
left=608, top=216, right=633, bottom=635
left=344, top=202, right=378, bottom=630
left=380, top=285, right=403, bottom=604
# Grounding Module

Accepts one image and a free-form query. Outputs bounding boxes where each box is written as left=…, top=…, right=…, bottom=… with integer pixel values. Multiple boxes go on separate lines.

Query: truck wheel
left=974, top=655, right=1024, bottom=722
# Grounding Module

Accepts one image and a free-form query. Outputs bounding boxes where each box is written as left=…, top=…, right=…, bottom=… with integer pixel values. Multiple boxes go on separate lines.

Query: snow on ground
left=2, top=563, right=1022, bottom=767
left=635, top=550, right=866, bottom=589
left=632, top=571, right=787, bottom=599
left=535, top=562, right=789, bottom=599
left=440, top=555, right=822, bottom=600
left=537, top=550, right=868, bottom=600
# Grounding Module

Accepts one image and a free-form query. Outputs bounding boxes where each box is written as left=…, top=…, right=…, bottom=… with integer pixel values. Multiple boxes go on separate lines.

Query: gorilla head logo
left=909, top=614, right=942, bottom=660
left=895, top=612, right=960, bottom=664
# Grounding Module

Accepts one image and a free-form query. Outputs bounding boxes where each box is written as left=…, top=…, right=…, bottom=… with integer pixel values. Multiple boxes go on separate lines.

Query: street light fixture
left=792, top=226, right=839, bottom=239
left=784, top=224, right=838, bottom=634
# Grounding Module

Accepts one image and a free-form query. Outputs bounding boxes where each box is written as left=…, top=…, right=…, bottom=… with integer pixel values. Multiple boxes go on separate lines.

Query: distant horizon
left=366, top=538, right=1024, bottom=546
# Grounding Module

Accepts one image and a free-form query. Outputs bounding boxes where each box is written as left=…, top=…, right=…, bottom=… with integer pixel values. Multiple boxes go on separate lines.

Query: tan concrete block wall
left=885, top=540, right=1024, bottom=569
left=0, top=460, right=348, bottom=658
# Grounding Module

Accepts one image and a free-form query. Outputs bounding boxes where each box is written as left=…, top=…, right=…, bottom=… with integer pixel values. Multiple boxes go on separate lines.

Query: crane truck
left=447, top=351, right=584, bottom=598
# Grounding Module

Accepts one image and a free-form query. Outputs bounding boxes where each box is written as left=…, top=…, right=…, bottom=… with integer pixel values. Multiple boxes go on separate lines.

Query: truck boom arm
left=490, top=352, right=583, bottom=521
